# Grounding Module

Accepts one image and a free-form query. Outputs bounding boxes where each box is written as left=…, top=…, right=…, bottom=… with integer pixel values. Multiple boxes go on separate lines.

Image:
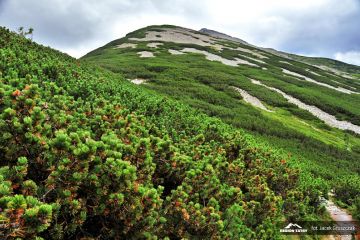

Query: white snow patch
left=279, top=61, right=293, bottom=65
left=114, top=43, right=137, bottom=49
left=235, top=58, right=259, bottom=67
left=242, top=55, right=266, bottom=64
left=137, top=51, right=154, bottom=58
left=129, top=78, right=147, bottom=85
left=250, top=79, right=360, bottom=134
left=168, top=49, right=184, bottom=55
left=282, top=68, right=357, bottom=94
left=233, top=87, right=272, bottom=112
left=147, top=42, right=163, bottom=48
left=181, top=48, right=258, bottom=67
left=129, top=27, right=226, bottom=50
left=306, top=69, right=322, bottom=76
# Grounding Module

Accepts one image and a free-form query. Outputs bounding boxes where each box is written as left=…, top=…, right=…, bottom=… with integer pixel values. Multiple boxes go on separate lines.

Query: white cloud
left=335, top=51, right=360, bottom=65
left=0, top=0, right=359, bottom=59
left=201, top=0, right=360, bottom=54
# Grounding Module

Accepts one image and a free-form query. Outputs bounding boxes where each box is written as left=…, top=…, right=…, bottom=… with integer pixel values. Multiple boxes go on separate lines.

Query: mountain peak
left=199, top=28, right=249, bottom=45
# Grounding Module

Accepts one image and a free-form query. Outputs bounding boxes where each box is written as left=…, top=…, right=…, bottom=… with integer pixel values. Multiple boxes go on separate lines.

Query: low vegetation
left=0, top=26, right=333, bottom=239
left=83, top=25, right=360, bottom=223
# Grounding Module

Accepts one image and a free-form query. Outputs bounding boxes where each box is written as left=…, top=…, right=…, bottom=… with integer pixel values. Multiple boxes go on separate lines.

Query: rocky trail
left=322, top=194, right=359, bottom=240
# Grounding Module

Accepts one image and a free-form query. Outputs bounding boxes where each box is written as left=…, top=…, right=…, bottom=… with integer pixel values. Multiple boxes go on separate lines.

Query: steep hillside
left=82, top=25, right=360, bottom=220
left=0, top=26, right=331, bottom=239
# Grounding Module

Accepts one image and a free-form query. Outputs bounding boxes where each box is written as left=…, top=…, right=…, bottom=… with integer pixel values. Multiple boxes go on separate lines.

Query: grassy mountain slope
left=0, top=26, right=330, bottom=239
left=286, top=54, right=360, bottom=76
left=82, top=25, right=360, bottom=218
left=199, top=28, right=360, bottom=77
left=256, top=48, right=360, bottom=76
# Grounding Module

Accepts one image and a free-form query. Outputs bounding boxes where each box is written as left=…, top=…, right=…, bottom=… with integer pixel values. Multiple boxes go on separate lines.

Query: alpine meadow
left=1, top=6, right=360, bottom=240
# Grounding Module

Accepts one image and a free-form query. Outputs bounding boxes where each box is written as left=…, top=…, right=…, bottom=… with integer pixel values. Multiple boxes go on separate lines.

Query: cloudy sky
left=1, top=0, right=360, bottom=65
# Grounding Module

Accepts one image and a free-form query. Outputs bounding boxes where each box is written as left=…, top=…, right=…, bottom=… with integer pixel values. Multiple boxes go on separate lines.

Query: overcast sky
left=1, top=0, right=360, bottom=65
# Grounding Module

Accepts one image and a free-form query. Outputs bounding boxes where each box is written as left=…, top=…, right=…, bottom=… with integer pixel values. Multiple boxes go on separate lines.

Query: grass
left=262, top=109, right=360, bottom=149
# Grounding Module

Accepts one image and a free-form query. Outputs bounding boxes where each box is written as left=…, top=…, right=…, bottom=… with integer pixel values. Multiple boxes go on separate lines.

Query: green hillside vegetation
left=82, top=25, right=360, bottom=219
left=288, top=54, right=360, bottom=76
left=260, top=48, right=360, bottom=77
left=0, top=27, right=333, bottom=239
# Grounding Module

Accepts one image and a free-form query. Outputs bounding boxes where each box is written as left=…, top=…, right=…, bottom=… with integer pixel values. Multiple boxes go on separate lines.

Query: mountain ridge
left=199, top=27, right=360, bottom=70
left=199, top=28, right=250, bottom=45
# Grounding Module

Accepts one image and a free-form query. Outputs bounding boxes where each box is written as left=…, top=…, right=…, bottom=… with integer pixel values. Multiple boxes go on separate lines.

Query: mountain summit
left=199, top=28, right=250, bottom=45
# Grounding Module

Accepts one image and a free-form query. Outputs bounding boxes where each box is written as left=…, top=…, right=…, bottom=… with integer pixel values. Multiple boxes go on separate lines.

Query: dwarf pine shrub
left=0, top=27, right=323, bottom=239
